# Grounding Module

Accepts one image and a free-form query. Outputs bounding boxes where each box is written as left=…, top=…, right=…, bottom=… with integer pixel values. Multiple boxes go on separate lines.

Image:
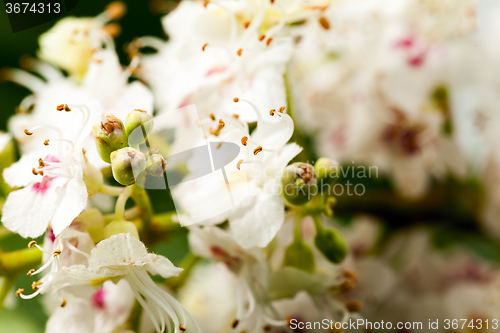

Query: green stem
left=99, top=184, right=125, bottom=196
left=167, top=254, right=201, bottom=292
left=311, top=213, right=325, bottom=234
left=131, top=184, right=153, bottom=227
left=0, top=275, right=16, bottom=310
left=114, top=186, right=133, bottom=222
left=0, top=248, right=42, bottom=274
left=293, top=213, right=303, bottom=241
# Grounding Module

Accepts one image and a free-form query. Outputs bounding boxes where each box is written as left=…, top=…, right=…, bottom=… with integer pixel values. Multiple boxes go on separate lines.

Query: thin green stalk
left=167, top=254, right=201, bottom=292
left=0, top=248, right=42, bottom=274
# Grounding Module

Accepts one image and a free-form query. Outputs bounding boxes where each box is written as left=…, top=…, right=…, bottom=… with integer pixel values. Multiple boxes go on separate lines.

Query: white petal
left=89, top=233, right=148, bottom=270
left=45, top=300, right=95, bottom=333
left=3, top=150, right=45, bottom=188
left=1, top=180, right=60, bottom=238
left=51, top=167, right=89, bottom=236
left=144, top=254, right=183, bottom=279
left=230, top=183, right=285, bottom=248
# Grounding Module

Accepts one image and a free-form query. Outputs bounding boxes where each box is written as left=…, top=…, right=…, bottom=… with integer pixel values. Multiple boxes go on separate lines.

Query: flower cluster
left=1, top=0, right=500, bottom=333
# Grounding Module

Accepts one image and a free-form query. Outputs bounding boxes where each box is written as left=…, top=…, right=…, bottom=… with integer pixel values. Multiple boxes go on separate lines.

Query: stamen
left=269, top=109, right=275, bottom=116
left=53, top=249, right=61, bottom=257
left=285, top=317, right=292, bottom=325
left=253, top=146, right=263, bottom=155
left=237, top=159, right=243, bottom=170
left=278, top=106, right=285, bottom=113
left=105, top=1, right=127, bottom=20
left=179, top=325, right=186, bottom=332
left=44, top=139, right=49, bottom=146
left=39, top=158, right=45, bottom=167
left=103, top=23, right=121, bottom=37
left=24, top=129, right=33, bottom=136
left=204, top=1, right=209, bottom=8
left=233, top=114, right=239, bottom=119
left=263, top=324, right=271, bottom=331
left=266, top=37, right=273, bottom=45
left=237, top=48, right=243, bottom=56
left=60, top=299, right=67, bottom=307
left=202, top=43, right=208, bottom=51
left=241, top=136, right=248, bottom=146
left=209, top=113, right=215, bottom=121
left=345, top=300, right=362, bottom=312
left=32, top=168, right=38, bottom=176
left=232, top=319, right=239, bottom=328
left=31, top=281, right=39, bottom=291
left=259, top=34, right=266, bottom=41
left=319, top=17, right=330, bottom=30
left=219, top=119, right=225, bottom=127
left=15, top=288, right=24, bottom=297
left=27, top=269, right=35, bottom=276
left=233, top=97, right=239, bottom=102
left=243, top=21, right=250, bottom=28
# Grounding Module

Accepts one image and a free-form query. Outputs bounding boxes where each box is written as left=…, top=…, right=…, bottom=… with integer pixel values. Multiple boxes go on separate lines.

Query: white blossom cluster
left=0, top=0, right=500, bottom=332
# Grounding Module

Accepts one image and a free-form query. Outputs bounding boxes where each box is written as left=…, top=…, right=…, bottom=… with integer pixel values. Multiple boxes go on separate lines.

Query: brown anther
left=44, top=139, right=50, bottom=146
left=24, top=129, right=33, bottom=135
left=28, top=241, right=37, bottom=248
left=258, top=34, right=266, bottom=41
left=285, top=316, right=292, bottom=325
left=243, top=21, right=250, bottom=28
left=209, top=113, right=215, bottom=121
left=338, top=279, right=355, bottom=293
left=263, top=324, right=271, bottom=331
left=233, top=97, right=239, bottom=102
left=253, top=146, right=263, bottom=155
left=269, top=109, right=276, bottom=116
left=345, top=300, right=362, bottom=312
left=63, top=104, right=71, bottom=111
left=103, top=23, right=122, bottom=37
left=39, top=158, right=45, bottom=167
left=219, top=119, right=225, bottom=127
left=0, top=68, right=12, bottom=81
left=233, top=114, right=239, bottom=119
left=241, top=136, right=248, bottom=146
left=105, top=1, right=127, bottom=20
left=53, top=249, right=61, bottom=257
left=319, top=16, right=330, bottom=30
left=237, top=48, right=243, bottom=56
left=179, top=325, right=186, bottom=332
left=203, top=1, right=209, bottom=8
left=38, top=171, right=44, bottom=176
left=232, top=319, right=239, bottom=328
left=27, top=269, right=35, bottom=277
left=270, top=0, right=275, bottom=3
left=236, top=159, right=243, bottom=170
left=56, top=104, right=65, bottom=111
left=19, top=56, right=35, bottom=70
left=266, top=37, right=273, bottom=45
left=278, top=106, right=285, bottom=113
left=343, top=270, right=358, bottom=281
left=15, top=288, right=24, bottom=297
left=32, top=168, right=38, bottom=176
left=60, top=299, right=67, bottom=307
left=202, top=43, right=208, bottom=51
left=31, top=281, right=39, bottom=291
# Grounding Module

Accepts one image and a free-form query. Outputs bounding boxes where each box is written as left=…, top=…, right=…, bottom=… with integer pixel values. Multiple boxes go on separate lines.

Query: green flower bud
left=281, top=163, right=317, bottom=206
left=314, top=157, right=340, bottom=189
left=82, top=160, right=103, bottom=196
left=73, top=208, right=104, bottom=243
left=104, top=220, right=139, bottom=239
left=146, top=154, right=166, bottom=177
left=283, top=239, right=315, bottom=273
left=314, top=227, right=348, bottom=264
left=110, top=147, right=146, bottom=186
left=91, top=114, right=128, bottom=163
left=125, top=109, right=153, bottom=140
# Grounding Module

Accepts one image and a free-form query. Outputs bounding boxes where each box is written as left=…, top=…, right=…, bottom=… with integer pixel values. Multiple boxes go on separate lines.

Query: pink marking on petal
left=91, top=289, right=106, bottom=309
left=44, top=155, right=60, bottom=163
left=408, top=52, right=426, bottom=67
left=205, top=66, right=226, bottom=77
left=394, top=38, right=414, bottom=49
left=32, top=176, right=52, bottom=194
left=47, top=228, right=56, bottom=242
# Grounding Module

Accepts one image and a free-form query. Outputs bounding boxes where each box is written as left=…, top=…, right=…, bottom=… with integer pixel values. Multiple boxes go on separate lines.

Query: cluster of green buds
left=281, top=157, right=347, bottom=272
left=92, top=110, right=166, bottom=186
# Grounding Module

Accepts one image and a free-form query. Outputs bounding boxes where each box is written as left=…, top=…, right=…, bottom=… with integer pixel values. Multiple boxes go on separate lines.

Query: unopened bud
left=314, top=157, right=339, bottom=190
left=73, top=208, right=105, bottom=243
left=91, top=114, right=128, bottom=163
left=125, top=109, right=153, bottom=141
left=283, top=239, right=315, bottom=273
left=110, top=147, right=146, bottom=185
left=82, top=160, right=103, bottom=196
left=146, top=154, right=166, bottom=177
left=281, top=163, right=317, bottom=206
left=104, top=220, right=139, bottom=239
left=315, top=227, right=348, bottom=264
